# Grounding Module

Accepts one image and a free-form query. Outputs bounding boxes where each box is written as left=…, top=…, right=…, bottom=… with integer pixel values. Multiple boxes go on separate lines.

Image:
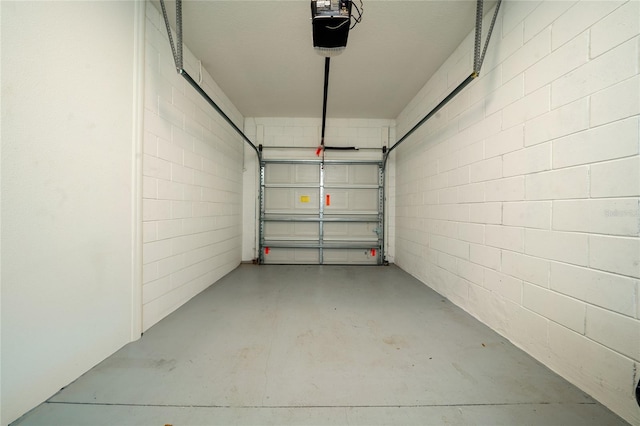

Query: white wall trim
left=131, top=0, right=146, bottom=340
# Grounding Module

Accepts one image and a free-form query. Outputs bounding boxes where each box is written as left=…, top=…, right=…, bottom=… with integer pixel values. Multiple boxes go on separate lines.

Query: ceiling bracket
left=159, top=0, right=183, bottom=71
left=474, top=0, right=502, bottom=76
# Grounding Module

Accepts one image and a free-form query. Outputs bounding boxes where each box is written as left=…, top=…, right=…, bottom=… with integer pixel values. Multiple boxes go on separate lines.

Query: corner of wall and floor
left=392, top=1, right=639, bottom=424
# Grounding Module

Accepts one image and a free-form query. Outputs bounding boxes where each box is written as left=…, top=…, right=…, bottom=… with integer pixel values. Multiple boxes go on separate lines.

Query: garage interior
left=1, top=0, right=639, bottom=425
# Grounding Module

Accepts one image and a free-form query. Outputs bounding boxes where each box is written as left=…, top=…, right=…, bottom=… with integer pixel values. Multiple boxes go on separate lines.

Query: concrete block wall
left=143, top=3, right=244, bottom=330
left=242, top=117, right=394, bottom=262
left=393, top=1, right=639, bottom=423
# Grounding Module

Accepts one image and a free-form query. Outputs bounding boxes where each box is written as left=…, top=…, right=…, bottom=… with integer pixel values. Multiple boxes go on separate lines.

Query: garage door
left=259, top=152, right=384, bottom=265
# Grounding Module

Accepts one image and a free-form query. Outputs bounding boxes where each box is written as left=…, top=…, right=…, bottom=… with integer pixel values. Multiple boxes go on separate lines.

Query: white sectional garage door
left=259, top=152, right=384, bottom=265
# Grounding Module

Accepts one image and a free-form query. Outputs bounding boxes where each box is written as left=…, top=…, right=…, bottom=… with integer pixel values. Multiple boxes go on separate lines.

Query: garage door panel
left=265, top=188, right=294, bottom=211
left=295, top=164, right=320, bottom=183
left=325, top=164, right=349, bottom=184
left=264, top=188, right=320, bottom=213
left=325, top=164, right=378, bottom=185
left=263, top=248, right=319, bottom=264
left=323, top=249, right=378, bottom=264
left=325, top=189, right=348, bottom=210
left=265, top=164, right=318, bottom=185
left=293, top=189, right=320, bottom=211
left=352, top=189, right=379, bottom=211
left=264, top=164, right=292, bottom=184
left=324, top=222, right=379, bottom=240
left=264, top=222, right=319, bottom=239
left=324, top=188, right=378, bottom=213
left=353, top=165, right=379, bottom=185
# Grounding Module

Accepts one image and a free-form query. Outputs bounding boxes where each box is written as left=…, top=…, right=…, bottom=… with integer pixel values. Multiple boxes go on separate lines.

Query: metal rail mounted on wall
left=159, top=0, right=260, bottom=159
left=382, top=0, right=502, bottom=171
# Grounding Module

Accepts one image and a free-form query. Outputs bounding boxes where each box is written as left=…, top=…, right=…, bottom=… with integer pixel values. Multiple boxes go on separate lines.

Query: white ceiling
left=154, top=1, right=494, bottom=119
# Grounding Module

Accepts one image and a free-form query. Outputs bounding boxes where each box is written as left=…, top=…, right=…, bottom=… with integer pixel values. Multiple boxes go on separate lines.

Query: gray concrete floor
left=14, top=264, right=627, bottom=425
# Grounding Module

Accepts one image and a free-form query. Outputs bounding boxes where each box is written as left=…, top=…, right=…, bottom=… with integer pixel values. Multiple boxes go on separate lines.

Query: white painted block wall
left=393, top=1, right=639, bottom=423
left=142, top=2, right=244, bottom=330
left=242, top=117, right=395, bottom=262
left=0, top=2, right=141, bottom=424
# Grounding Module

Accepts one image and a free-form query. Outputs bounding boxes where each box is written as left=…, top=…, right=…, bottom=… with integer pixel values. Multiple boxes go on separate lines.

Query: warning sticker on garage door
left=300, top=195, right=310, bottom=203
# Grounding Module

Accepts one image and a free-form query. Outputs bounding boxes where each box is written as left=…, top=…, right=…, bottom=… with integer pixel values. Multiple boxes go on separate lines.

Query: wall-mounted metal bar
left=318, top=163, right=325, bottom=264
left=263, top=241, right=379, bottom=250
left=473, top=0, right=483, bottom=73
left=159, top=0, right=260, bottom=158
left=477, top=0, right=502, bottom=74
left=258, top=163, right=266, bottom=264
left=263, top=215, right=379, bottom=223
left=377, top=163, right=385, bottom=265
left=179, top=70, right=259, bottom=157
left=160, top=0, right=182, bottom=70
left=261, top=159, right=382, bottom=165
left=384, top=72, right=475, bottom=163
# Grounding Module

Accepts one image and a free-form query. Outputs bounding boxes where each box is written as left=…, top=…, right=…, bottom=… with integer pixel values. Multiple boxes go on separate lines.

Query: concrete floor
left=14, top=264, right=627, bottom=425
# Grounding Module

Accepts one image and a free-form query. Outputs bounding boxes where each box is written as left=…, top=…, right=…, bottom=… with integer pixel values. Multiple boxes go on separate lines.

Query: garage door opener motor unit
left=311, top=0, right=355, bottom=56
